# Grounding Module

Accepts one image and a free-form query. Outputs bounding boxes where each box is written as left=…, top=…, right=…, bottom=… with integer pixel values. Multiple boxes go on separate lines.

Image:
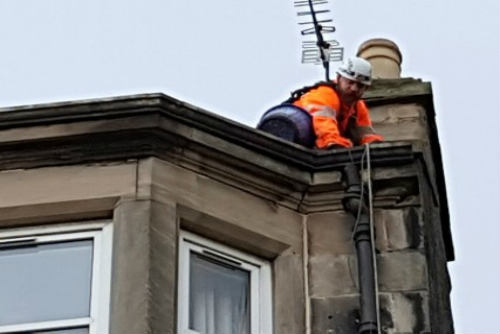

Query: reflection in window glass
left=189, top=252, right=250, bottom=334
left=0, top=240, right=93, bottom=326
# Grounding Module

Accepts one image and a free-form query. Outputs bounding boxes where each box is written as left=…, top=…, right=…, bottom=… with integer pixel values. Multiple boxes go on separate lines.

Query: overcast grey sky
left=0, top=0, right=499, bottom=332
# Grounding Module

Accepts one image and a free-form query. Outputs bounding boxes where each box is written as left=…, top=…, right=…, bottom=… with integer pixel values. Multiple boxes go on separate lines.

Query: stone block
left=309, top=254, right=357, bottom=297
left=149, top=200, right=178, bottom=333
left=377, top=251, right=428, bottom=291
left=311, top=170, right=343, bottom=186
left=374, top=208, right=421, bottom=252
left=308, top=212, right=355, bottom=257
left=381, top=291, right=430, bottom=334
left=110, top=200, right=151, bottom=334
left=370, top=103, right=428, bottom=142
left=311, top=295, right=360, bottom=334
left=370, top=103, right=423, bottom=123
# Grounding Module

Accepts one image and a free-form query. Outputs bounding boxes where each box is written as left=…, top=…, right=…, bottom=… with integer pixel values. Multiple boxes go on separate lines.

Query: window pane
left=29, top=326, right=89, bottom=334
left=0, top=240, right=93, bottom=326
left=189, top=252, right=250, bottom=334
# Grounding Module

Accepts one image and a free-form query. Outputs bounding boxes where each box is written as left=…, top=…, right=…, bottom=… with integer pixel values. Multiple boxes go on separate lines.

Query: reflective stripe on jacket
left=293, top=84, right=383, bottom=148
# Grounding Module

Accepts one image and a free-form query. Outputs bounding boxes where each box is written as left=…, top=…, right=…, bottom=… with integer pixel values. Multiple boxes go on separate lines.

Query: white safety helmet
left=336, top=57, right=373, bottom=86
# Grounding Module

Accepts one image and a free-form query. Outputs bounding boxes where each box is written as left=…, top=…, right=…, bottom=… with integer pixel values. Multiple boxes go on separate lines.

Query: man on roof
left=292, top=56, right=384, bottom=149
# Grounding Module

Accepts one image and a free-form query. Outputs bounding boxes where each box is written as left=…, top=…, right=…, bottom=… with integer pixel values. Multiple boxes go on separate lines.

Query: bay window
left=178, top=231, right=272, bottom=334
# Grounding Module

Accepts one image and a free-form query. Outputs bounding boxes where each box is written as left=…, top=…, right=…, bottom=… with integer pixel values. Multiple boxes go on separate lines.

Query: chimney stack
left=357, top=38, right=402, bottom=79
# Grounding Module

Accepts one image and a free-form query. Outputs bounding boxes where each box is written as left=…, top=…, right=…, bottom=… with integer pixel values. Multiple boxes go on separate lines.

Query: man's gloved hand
left=361, top=134, right=384, bottom=145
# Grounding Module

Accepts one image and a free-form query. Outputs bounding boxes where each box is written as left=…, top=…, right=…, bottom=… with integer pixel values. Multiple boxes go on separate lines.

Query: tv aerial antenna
left=294, top=0, right=344, bottom=81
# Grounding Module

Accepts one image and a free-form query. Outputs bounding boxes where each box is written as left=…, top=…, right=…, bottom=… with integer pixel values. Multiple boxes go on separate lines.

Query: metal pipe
left=342, top=163, right=378, bottom=334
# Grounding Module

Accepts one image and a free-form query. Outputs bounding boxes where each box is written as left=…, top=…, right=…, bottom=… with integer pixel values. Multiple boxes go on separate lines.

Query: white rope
left=365, top=143, right=381, bottom=334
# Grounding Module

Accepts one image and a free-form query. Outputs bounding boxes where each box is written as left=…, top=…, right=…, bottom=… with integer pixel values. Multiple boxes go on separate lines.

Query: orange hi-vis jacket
left=293, top=84, right=384, bottom=149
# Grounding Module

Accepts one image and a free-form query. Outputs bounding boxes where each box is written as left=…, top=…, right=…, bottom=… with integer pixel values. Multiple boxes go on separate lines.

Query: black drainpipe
left=342, top=163, right=378, bottom=334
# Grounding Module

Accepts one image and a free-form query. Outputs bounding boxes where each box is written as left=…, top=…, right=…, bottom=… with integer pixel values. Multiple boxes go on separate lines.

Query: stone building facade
left=0, top=77, right=453, bottom=333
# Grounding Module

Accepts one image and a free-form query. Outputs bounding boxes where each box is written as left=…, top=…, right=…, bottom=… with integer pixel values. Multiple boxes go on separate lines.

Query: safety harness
left=283, top=81, right=338, bottom=104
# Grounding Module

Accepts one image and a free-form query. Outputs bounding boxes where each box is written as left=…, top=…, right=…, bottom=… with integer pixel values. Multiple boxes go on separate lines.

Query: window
left=0, top=222, right=113, bottom=334
left=178, top=231, right=272, bottom=334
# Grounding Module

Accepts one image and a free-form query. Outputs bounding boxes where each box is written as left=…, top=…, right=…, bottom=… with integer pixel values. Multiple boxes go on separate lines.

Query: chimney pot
left=357, top=38, right=402, bottom=79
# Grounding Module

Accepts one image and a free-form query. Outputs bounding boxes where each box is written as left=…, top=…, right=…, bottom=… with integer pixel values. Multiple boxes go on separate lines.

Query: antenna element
left=294, top=0, right=344, bottom=80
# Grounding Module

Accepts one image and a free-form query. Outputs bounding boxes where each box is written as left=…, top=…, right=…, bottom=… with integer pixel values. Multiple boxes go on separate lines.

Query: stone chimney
left=357, top=38, right=402, bottom=79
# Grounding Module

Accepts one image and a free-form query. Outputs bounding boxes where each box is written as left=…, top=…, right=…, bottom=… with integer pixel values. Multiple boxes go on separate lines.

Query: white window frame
left=0, top=221, right=113, bottom=334
left=177, top=231, right=272, bottom=334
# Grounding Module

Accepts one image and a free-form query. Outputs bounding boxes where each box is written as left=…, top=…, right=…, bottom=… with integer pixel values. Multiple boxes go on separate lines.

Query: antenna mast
left=294, top=0, right=344, bottom=81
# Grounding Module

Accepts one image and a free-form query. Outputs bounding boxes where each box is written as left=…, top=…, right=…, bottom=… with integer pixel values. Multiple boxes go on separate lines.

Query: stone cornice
left=0, top=93, right=415, bottom=173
